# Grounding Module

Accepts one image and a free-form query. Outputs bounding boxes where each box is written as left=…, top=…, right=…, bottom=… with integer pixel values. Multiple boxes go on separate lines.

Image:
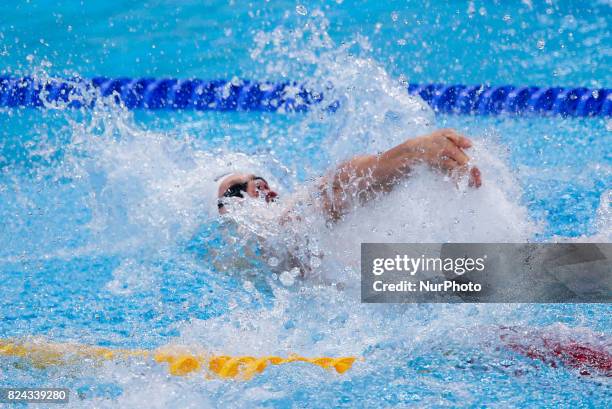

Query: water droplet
left=296, top=5, right=307, bottom=15
left=467, top=1, right=476, bottom=16
left=391, top=11, right=399, bottom=22
left=279, top=270, right=295, bottom=286
left=243, top=280, right=255, bottom=292
left=310, top=256, right=321, bottom=268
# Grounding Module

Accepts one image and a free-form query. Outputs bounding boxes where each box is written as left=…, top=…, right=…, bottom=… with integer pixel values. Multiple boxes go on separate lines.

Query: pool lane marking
left=0, top=338, right=356, bottom=380
left=1, top=77, right=610, bottom=117
left=2, top=331, right=609, bottom=379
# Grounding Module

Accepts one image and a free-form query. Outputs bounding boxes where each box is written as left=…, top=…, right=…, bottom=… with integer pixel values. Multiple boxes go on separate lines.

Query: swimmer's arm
left=317, top=129, right=481, bottom=221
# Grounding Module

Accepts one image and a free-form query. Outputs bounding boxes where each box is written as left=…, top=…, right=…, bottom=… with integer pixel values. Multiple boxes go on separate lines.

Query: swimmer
left=217, top=128, right=482, bottom=220
left=213, top=131, right=612, bottom=380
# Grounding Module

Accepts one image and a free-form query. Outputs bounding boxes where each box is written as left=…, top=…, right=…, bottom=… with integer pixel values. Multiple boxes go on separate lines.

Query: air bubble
left=296, top=5, right=307, bottom=16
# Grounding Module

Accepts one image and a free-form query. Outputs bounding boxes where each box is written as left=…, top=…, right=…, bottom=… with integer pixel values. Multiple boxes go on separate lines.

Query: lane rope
left=1, top=333, right=608, bottom=379
left=0, top=338, right=356, bottom=380
left=0, top=76, right=609, bottom=116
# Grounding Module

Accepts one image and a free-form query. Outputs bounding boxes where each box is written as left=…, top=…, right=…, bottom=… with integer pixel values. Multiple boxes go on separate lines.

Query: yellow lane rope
left=0, top=338, right=356, bottom=380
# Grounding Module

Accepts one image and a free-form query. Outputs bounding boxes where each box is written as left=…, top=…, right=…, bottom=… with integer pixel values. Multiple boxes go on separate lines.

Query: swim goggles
left=217, top=175, right=270, bottom=209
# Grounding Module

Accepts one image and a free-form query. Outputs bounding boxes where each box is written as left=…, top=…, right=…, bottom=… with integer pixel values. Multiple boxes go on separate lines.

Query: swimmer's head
left=217, top=173, right=278, bottom=214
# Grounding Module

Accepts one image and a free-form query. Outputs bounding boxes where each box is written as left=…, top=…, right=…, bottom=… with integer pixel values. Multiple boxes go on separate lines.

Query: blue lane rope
left=0, top=76, right=610, bottom=117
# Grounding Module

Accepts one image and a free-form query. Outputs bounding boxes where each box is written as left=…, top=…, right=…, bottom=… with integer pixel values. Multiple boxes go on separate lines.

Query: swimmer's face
left=217, top=173, right=278, bottom=214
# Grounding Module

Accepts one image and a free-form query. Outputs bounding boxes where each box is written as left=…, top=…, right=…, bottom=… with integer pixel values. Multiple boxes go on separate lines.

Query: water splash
left=0, top=8, right=609, bottom=409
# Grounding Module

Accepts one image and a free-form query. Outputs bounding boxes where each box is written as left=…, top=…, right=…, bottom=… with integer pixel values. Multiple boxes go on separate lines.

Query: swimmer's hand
left=407, top=128, right=482, bottom=188
left=317, top=128, right=482, bottom=221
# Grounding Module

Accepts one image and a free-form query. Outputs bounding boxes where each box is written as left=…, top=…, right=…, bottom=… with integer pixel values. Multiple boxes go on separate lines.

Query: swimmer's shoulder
left=278, top=177, right=327, bottom=225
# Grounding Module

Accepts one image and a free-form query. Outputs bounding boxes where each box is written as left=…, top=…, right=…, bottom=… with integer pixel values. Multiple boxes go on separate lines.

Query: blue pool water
left=1, top=1, right=611, bottom=408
